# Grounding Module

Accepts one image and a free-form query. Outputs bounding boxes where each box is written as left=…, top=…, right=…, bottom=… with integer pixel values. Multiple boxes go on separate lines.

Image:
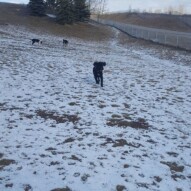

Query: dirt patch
left=63, top=138, right=75, bottom=143
left=70, top=155, right=82, bottom=162
left=107, top=117, right=149, bottom=129
left=112, top=139, right=142, bottom=148
left=137, top=182, right=149, bottom=189
left=36, top=109, right=80, bottom=124
left=45, top=147, right=57, bottom=151
left=154, top=176, right=162, bottom=182
left=112, top=139, right=127, bottom=147
left=166, top=152, right=179, bottom=157
left=116, top=185, right=126, bottom=191
left=23, top=184, right=32, bottom=191
left=51, top=187, right=72, bottom=191
left=0, top=103, right=8, bottom=111
left=171, top=174, right=186, bottom=181
left=123, top=164, right=130, bottom=168
left=0, top=159, right=15, bottom=169
left=160, top=161, right=184, bottom=173
left=5, top=183, right=13, bottom=188
left=81, top=173, right=90, bottom=182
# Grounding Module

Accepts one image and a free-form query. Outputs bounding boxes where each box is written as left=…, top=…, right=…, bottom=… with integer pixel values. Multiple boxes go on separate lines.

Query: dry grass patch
left=111, top=114, right=121, bottom=118
left=107, top=117, right=149, bottom=129
left=0, top=3, right=113, bottom=41
left=116, top=185, right=126, bottom=191
left=160, top=161, right=184, bottom=173
left=36, top=109, right=80, bottom=124
left=68, top=102, right=78, bottom=106
left=51, top=187, right=72, bottom=191
left=98, top=104, right=107, bottom=108
left=154, top=176, right=162, bottom=182
left=0, top=159, right=15, bottom=169
left=100, top=12, right=191, bottom=32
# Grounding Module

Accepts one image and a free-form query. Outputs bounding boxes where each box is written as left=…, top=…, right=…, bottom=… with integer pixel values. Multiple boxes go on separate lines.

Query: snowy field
left=0, top=24, right=191, bottom=191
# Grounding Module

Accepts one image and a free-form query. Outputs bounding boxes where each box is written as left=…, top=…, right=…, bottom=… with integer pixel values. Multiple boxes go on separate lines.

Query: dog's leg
left=100, top=72, right=103, bottom=87
left=93, top=68, right=99, bottom=84
left=95, top=75, right=99, bottom=84
left=95, top=76, right=99, bottom=84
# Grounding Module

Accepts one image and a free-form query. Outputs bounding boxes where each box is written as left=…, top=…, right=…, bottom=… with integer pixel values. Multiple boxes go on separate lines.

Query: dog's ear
left=100, top=62, right=106, bottom=66
left=93, top=62, right=98, bottom=66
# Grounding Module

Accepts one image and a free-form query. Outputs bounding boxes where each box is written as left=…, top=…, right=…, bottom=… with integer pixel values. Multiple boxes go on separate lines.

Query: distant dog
left=93, top=62, right=106, bottom=87
left=31, top=39, right=42, bottom=45
left=63, top=39, right=68, bottom=46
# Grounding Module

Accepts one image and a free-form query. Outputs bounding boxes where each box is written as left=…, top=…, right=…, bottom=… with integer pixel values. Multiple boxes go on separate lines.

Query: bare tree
left=178, top=4, right=185, bottom=15
left=88, top=0, right=107, bottom=20
left=168, top=6, right=174, bottom=15
left=128, top=5, right=132, bottom=13
left=97, top=0, right=107, bottom=20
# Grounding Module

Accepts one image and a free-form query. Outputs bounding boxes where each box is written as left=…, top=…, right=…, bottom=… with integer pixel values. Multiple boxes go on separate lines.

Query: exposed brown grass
left=0, top=2, right=113, bottom=41
left=36, top=109, right=80, bottom=124
left=0, top=159, right=15, bottom=169
left=107, top=117, right=149, bottom=129
left=160, top=161, right=184, bottom=173
left=115, top=25, right=191, bottom=63
left=100, top=12, right=191, bottom=32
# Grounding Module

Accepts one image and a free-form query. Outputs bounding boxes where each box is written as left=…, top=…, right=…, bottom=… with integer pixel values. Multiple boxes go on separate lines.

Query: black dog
left=63, top=39, right=68, bottom=46
left=93, top=62, right=106, bottom=87
left=31, top=39, right=42, bottom=45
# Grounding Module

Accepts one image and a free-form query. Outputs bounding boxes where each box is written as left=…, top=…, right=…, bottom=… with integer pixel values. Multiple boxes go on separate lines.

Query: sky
left=0, top=0, right=191, bottom=14
left=107, top=0, right=191, bottom=13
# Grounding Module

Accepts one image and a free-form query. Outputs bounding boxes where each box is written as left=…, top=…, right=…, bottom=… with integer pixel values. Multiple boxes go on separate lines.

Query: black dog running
left=93, top=61, right=106, bottom=87
left=31, top=39, right=42, bottom=45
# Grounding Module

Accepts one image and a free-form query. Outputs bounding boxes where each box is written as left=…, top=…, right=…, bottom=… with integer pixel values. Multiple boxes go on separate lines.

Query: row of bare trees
left=88, top=0, right=107, bottom=14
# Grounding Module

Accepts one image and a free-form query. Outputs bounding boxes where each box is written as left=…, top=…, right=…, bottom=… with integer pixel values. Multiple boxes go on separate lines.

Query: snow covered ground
left=0, top=24, right=191, bottom=191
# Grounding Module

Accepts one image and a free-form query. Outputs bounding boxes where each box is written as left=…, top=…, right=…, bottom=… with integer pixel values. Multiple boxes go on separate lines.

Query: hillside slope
left=1, top=20, right=191, bottom=191
left=0, top=2, right=112, bottom=41
left=1, top=2, right=191, bottom=191
left=100, top=12, right=191, bottom=32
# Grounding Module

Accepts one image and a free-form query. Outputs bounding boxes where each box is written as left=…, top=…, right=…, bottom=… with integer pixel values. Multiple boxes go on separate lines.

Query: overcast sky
left=0, top=0, right=191, bottom=14
left=108, top=0, right=191, bottom=13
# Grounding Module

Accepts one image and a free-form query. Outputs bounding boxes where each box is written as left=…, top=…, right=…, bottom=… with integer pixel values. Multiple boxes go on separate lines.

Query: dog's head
left=93, top=62, right=106, bottom=67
